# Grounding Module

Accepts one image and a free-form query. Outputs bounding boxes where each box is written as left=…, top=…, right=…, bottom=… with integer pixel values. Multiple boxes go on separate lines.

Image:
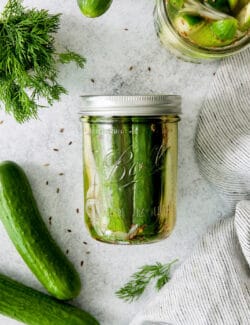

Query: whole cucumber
left=0, top=273, right=99, bottom=325
left=77, top=0, right=113, bottom=18
left=0, top=161, right=81, bottom=300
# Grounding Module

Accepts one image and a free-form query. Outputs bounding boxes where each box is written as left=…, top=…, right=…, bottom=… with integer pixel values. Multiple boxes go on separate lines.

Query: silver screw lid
left=80, top=95, right=181, bottom=116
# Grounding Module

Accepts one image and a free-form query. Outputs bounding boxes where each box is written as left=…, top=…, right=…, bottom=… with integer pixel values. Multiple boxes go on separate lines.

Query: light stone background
left=0, top=0, right=231, bottom=324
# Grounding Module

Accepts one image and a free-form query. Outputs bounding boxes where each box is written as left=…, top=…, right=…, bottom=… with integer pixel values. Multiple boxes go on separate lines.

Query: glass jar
left=80, top=95, right=181, bottom=244
left=154, top=0, right=250, bottom=62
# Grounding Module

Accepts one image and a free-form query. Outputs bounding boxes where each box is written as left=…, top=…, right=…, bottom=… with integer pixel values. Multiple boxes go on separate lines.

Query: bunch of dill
left=0, top=0, right=85, bottom=123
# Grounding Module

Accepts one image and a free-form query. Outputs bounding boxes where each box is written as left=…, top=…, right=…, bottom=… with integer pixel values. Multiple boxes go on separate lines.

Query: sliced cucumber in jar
left=130, top=119, right=155, bottom=237
left=210, top=18, right=238, bottom=40
left=90, top=120, right=132, bottom=240
left=173, top=13, right=205, bottom=37
left=188, top=18, right=238, bottom=47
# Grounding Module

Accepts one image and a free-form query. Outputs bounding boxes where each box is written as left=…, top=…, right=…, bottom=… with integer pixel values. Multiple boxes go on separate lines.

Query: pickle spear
left=90, top=119, right=132, bottom=240
left=159, top=122, right=177, bottom=235
left=83, top=123, right=108, bottom=238
left=131, top=119, right=155, bottom=235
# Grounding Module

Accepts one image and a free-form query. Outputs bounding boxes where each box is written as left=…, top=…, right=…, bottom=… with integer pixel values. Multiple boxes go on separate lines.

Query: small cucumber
left=0, top=273, right=99, bottom=325
left=0, top=161, right=81, bottom=300
left=77, top=0, right=113, bottom=18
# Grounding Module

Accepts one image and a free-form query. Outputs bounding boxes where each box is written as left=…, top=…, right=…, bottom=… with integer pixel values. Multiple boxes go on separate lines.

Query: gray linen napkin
left=195, top=50, right=250, bottom=210
left=130, top=201, right=250, bottom=325
left=130, top=51, right=250, bottom=325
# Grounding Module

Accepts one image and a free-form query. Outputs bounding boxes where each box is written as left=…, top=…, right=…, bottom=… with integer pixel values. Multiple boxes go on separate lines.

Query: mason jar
left=154, top=0, right=250, bottom=62
left=80, top=95, right=181, bottom=244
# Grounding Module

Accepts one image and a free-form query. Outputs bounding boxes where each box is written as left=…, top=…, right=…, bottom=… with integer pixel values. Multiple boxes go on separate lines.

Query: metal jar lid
left=80, top=95, right=181, bottom=116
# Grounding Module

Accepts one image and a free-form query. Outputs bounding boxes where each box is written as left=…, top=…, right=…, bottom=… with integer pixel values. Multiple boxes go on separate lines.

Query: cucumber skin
left=77, top=0, right=113, bottom=18
left=90, top=120, right=132, bottom=235
left=0, top=273, right=99, bottom=325
left=188, top=19, right=237, bottom=47
left=0, top=161, right=81, bottom=300
left=159, top=122, right=178, bottom=236
left=132, top=120, right=154, bottom=227
left=108, top=120, right=133, bottom=232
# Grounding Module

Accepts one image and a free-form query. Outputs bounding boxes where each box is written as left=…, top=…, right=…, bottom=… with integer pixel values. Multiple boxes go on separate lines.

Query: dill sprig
left=116, top=260, right=178, bottom=303
left=58, top=50, right=85, bottom=68
left=0, top=0, right=86, bottom=123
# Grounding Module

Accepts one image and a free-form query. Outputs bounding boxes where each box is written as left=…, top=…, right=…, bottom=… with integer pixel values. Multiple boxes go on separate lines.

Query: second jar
left=154, top=0, right=250, bottom=62
left=81, top=95, right=181, bottom=244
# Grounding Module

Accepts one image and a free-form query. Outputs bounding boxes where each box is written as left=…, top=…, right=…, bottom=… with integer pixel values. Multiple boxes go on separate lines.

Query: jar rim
left=79, top=95, right=182, bottom=116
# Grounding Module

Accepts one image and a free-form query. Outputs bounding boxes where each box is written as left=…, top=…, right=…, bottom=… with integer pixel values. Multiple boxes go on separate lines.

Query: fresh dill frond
left=58, top=50, right=86, bottom=68
left=0, top=0, right=85, bottom=123
left=116, top=259, right=178, bottom=303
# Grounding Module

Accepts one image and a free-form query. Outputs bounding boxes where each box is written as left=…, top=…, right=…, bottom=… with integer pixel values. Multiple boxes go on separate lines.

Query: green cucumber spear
left=158, top=122, right=178, bottom=235
left=90, top=119, right=132, bottom=240
left=130, top=119, right=155, bottom=237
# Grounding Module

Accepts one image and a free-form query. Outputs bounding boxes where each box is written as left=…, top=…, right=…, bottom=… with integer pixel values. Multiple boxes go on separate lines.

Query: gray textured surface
left=0, top=1, right=229, bottom=324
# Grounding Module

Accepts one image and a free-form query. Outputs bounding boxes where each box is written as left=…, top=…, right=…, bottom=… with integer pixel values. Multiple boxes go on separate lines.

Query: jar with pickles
left=80, top=95, right=181, bottom=245
left=154, top=0, right=250, bottom=61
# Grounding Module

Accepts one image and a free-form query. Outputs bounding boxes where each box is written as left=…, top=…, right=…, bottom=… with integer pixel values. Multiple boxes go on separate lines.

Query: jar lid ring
left=79, top=95, right=182, bottom=116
